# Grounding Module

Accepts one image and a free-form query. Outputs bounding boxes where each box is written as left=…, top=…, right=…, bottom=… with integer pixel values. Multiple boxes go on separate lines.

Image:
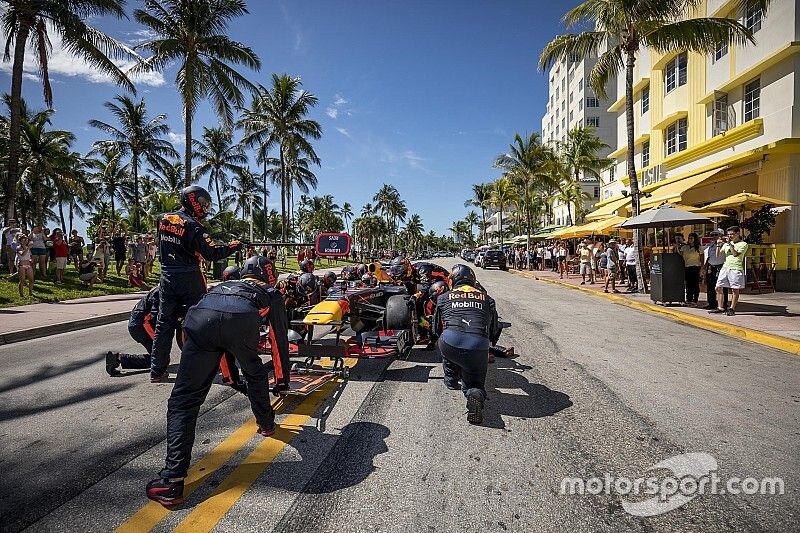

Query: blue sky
left=0, top=0, right=571, bottom=236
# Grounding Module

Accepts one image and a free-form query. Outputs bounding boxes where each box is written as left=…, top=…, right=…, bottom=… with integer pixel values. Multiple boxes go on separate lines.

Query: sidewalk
left=0, top=292, right=144, bottom=345
left=511, top=266, right=800, bottom=354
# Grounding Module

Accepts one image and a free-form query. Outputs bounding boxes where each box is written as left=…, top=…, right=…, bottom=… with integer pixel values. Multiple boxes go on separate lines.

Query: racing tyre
left=385, top=295, right=412, bottom=330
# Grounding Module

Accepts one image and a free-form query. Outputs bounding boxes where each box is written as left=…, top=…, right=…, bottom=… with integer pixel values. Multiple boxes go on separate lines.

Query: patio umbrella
left=618, top=204, right=712, bottom=229
left=703, top=192, right=793, bottom=217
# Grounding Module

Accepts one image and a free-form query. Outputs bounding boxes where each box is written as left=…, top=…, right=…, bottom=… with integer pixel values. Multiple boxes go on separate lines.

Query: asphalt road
left=1, top=259, right=798, bottom=532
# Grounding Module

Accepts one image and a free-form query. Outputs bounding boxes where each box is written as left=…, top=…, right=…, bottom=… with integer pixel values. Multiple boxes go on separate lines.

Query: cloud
left=335, top=127, right=351, bottom=138
left=402, top=150, right=431, bottom=172
left=124, top=29, right=158, bottom=44
left=326, top=94, right=350, bottom=120
left=0, top=24, right=165, bottom=88
left=326, top=107, right=338, bottom=119
left=334, top=94, right=348, bottom=106
left=168, top=132, right=186, bottom=146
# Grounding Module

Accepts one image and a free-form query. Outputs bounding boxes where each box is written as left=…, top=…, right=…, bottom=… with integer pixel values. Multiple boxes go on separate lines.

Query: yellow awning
left=641, top=167, right=726, bottom=209
left=586, top=196, right=632, bottom=221
left=592, top=215, right=629, bottom=234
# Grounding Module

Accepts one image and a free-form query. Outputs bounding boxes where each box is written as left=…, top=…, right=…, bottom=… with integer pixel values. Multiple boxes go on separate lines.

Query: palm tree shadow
left=482, top=357, right=572, bottom=429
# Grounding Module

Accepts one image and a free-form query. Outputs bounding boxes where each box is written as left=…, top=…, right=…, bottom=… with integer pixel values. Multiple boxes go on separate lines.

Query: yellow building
left=587, top=0, right=800, bottom=289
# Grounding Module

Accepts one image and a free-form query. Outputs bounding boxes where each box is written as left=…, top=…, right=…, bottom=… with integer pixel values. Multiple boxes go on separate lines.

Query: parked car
left=482, top=249, right=508, bottom=271
left=474, top=251, right=486, bottom=267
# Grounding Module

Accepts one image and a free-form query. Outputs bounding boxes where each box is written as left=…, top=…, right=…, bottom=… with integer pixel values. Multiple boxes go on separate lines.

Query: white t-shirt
left=625, top=246, right=637, bottom=265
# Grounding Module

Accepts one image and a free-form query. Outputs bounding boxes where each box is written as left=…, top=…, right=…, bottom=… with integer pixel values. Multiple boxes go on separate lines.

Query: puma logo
left=461, top=319, right=471, bottom=326
left=221, top=285, right=234, bottom=291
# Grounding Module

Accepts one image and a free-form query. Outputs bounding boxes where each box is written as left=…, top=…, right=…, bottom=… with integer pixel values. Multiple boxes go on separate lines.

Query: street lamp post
left=249, top=195, right=254, bottom=243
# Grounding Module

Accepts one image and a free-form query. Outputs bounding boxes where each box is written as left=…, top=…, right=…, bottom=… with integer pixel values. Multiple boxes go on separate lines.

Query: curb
left=513, top=270, right=800, bottom=356
left=0, top=311, right=130, bottom=346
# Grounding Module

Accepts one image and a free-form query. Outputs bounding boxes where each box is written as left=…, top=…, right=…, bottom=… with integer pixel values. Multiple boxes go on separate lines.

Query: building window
left=586, top=96, right=600, bottom=108
left=569, top=52, right=580, bottom=63
left=578, top=119, right=583, bottom=127
left=713, top=94, right=729, bottom=135
left=561, top=101, right=565, bottom=112
left=665, top=52, right=687, bottom=94
left=744, top=78, right=760, bottom=122
left=744, top=4, right=762, bottom=33
left=665, top=118, right=687, bottom=155
left=587, top=116, right=599, bottom=127
left=578, top=79, right=583, bottom=90
left=641, top=85, right=650, bottom=114
left=562, top=117, right=565, bottom=129
left=555, top=126, right=559, bottom=137
left=569, top=91, right=573, bottom=103
left=556, top=108, right=559, bottom=119
left=642, top=140, right=650, bottom=167
left=569, top=110, right=574, bottom=122
left=556, top=87, right=560, bottom=100
left=609, top=165, right=616, bottom=181
left=579, top=99, right=584, bottom=111
left=713, top=43, right=728, bottom=63
left=593, top=186, right=600, bottom=198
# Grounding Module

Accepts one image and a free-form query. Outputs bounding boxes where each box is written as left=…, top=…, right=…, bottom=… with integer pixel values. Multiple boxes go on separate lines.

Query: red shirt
left=53, top=237, right=69, bottom=258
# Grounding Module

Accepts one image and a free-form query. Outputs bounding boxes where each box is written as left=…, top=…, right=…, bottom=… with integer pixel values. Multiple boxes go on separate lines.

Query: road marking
left=515, top=270, right=800, bottom=355
left=115, top=395, right=287, bottom=533
left=172, top=381, right=338, bottom=533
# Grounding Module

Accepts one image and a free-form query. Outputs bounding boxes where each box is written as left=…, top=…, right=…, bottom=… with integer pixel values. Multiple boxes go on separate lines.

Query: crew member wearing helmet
left=105, top=286, right=161, bottom=375
left=387, top=256, right=414, bottom=289
left=150, top=185, right=242, bottom=383
left=299, top=258, right=314, bottom=274
left=320, top=271, right=338, bottom=297
left=432, top=263, right=500, bottom=425
left=222, top=265, right=241, bottom=281
left=297, top=272, right=320, bottom=305
left=146, top=255, right=290, bottom=507
left=341, top=263, right=367, bottom=282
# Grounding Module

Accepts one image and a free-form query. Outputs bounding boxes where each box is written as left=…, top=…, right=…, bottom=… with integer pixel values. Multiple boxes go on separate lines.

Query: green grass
left=0, top=257, right=356, bottom=308
left=0, top=263, right=161, bottom=308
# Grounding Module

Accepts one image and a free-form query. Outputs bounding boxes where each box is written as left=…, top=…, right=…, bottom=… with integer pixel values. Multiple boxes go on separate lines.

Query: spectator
left=604, top=240, right=621, bottom=293
left=617, top=240, right=627, bottom=285
left=52, top=229, right=69, bottom=283
left=297, top=247, right=306, bottom=264
left=596, top=242, right=607, bottom=283
left=550, top=243, right=558, bottom=272
left=146, top=234, right=157, bottom=278
left=78, top=256, right=100, bottom=289
left=578, top=242, right=592, bottom=285
left=93, top=239, right=110, bottom=282
left=45, top=228, right=55, bottom=274
left=234, top=246, right=243, bottom=268
left=30, top=225, right=48, bottom=279
left=131, top=235, right=148, bottom=275
left=69, top=230, right=85, bottom=269
left=15, top=233, right=35, bottom=297
left=557, top=241, right=568, bottom=279
left=679, top=232, right=702, bottom=306
left=710, top=226, right=748, bottom=316
left=625, top=239, right=638, bottom=292
left=127, top=258, right=148, bottom=288
left=112, top=230, right=127, bottom=276
left=703, top=230, right=728, bottom=310
left=2, top=218, right=21, bottom=275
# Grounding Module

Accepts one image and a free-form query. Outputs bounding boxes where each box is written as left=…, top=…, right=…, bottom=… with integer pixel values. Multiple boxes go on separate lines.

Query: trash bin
left=212, top=259, right=228, bottom=281
left=650, top=252, right=685, bottom=305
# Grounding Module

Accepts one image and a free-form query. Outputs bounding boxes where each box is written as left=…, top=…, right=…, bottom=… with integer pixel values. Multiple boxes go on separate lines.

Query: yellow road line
left=172, top=381, right=339, bottom=533
left=115, top=396, right=286, bottom=533
left=514, top=270, right=800, bottom=355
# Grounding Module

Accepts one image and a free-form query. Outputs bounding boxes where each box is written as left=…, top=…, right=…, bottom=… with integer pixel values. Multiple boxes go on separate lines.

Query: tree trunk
left=481, top=208, right=487, bottom=244
left=214, top=170, right=223, bottom=213
left=5, top=23, right=31, bottom=225
left=35, top=176, right=43, bottom=226
left=184, top=106, right=193, bottom=186
left=132, top=155, right=140, bottom=231
left=262, top=158, right=268, bottom=239
left=625, top=49, right=647, bottom=293
left=110, top=194, right=116, bottom=218
left=69, top=198, right=75, bottom=234
left=58, top=199, right=66, bottom=233
left=279, top=147, right=287, bottom=241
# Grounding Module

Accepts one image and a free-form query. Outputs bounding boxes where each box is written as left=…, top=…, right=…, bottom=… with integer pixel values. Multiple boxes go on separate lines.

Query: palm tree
left=133, top=0, right=261, bottom=186
left=228, top=167, right=264, bottom=220
left=490, top=178, right=516, bottom=245
left=464, top=211, right=479, bottom=244
left=403, top=213, right=424, bottom=252
left=238, top=74, right=321, bottom=241
left=540, top=0, right=760, bottom=290
left=90, top=95, right=177, bottom=231
left=88, top=147, right=130, bottom=218
left=495, top=133, right=553, bottom=254
left=558, top=125, right=612, bottom=224
left=284, top=145, right=319, bottom=234
left=150, top=160, right=187, bottom=193
left=465, top=183, right=492, bottom=245
left=193, top=126, right=247, bottom=212
left=341, top=202, right=354, bottom=234
left=18, top=108, right=75, bottom=225
left=1, top=0, right=134, bottom=223
left=55, top=151, right=94, bottom=233
left=361, top=202, right=375, bottom=217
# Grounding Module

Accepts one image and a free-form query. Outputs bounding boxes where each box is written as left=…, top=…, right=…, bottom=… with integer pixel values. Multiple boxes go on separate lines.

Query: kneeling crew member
left=146, top=256, right=290, bottom=507
left=106, top=286, right=161, bottom=375
left=433, top=264, right=500, bottom=425
left=150, top=185, right=241, bottom=383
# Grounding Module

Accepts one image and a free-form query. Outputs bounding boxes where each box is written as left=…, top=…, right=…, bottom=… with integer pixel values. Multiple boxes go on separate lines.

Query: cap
left=608, top=239, right=617, bottom=244
left=709, top=229, right=723, bottom=236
